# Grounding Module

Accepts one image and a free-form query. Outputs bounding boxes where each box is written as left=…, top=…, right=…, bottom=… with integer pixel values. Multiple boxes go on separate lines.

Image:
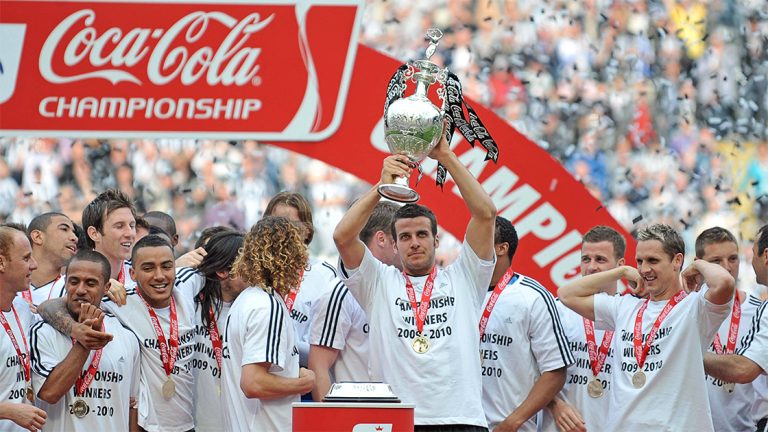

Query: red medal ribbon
left=584, top=318, right=613, bottom=378
left=284, top=269, right=304, bottom=313
left=137, top=293, right=179, bottom=377
left=0, top=306, right=31, bottom=388
left=72, top=323, right=104, bottom=397
left=21, top=289, right=32, bottom=306
left=479, top=267, right=517, bottom=338
left=207, top=306, right=223, bottom=371
left=403, top=266, right=438, bottom=336
left=634, top=290, right=687, bottom=370
left=117, top=261, right=125, bottom=285
left=46, top=274, right=62, bottom=301
left=713, top=294, right=741, bottom=355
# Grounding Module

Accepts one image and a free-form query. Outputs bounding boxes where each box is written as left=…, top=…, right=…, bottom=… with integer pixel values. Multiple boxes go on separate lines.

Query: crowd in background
left=1, top=0, right=767, bottom=287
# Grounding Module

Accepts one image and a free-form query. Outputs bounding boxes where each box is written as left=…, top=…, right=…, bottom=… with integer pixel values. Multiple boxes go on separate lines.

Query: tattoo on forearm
left=38, top=298, right=75, bottom=336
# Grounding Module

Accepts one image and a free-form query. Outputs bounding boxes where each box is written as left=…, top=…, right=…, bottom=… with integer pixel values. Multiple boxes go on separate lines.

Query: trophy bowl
left=380, top=59, right=446, bottom=203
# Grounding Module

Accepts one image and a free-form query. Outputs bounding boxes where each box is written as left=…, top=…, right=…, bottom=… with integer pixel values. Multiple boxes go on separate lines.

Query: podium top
left=292, top=402, right=415, bottom=409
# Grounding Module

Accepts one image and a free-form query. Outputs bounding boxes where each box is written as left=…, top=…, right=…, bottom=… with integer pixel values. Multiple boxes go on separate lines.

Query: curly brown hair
left=232, top=216, right=308, bottom=297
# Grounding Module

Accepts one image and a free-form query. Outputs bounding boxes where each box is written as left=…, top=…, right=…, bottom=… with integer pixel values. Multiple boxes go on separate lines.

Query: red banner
left=0, top=0, right=363, bottom=140
left=0, top=0, right=634, bottom=292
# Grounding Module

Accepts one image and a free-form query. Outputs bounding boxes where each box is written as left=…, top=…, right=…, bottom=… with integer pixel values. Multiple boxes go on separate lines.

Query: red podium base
left=292, top=402, right=415, bottom=431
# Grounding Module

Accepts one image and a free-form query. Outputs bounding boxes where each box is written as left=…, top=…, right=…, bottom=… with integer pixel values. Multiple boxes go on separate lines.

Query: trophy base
left=378, top=183, right=419, bottom=203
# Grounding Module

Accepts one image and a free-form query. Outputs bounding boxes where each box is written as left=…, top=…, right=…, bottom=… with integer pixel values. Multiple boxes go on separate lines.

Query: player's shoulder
left=309, top=257, right=338, bottom=280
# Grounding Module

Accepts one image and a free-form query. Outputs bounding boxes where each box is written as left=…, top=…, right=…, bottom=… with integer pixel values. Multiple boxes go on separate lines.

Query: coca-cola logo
left=39, top=9, right=273, bottom=86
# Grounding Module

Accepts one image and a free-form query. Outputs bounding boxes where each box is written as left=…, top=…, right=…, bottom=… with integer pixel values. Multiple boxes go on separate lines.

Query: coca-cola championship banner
left=0, top=0, right=634, bottom=292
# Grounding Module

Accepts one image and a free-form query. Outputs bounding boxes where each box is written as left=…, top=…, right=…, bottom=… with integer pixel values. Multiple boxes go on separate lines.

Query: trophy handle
left=377, top=176, right=420, bottom=203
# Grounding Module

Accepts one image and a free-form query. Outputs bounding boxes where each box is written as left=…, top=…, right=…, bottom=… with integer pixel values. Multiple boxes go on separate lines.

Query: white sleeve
left=29, top=322, right=62, bottom=389
left=694, top=291, right=732, bottom=346
left=337, top=247, right=384, bottom=312
left=593, top=293, right=621, bottom=331
left=309, top=281, right=353, bottom=350
left=130, top=336, right=141, bottom=398
left=527, top=285, right=575, bottom=372
left=241, top=295, right=289, bottom=371
left=452, top=240, right=496, bottom=305
left=174, top=268, right=205, bottom=298
left=739, top=303, right=768, bottom=373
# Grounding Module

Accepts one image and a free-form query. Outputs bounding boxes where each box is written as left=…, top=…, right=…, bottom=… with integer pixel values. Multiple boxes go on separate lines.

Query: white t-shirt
left=480, top=274, right=574, bottom=431
left=115, top=261, right=137, bottom=292
left=174, top=267, right=230, bottom=432
left=309, top=279, right=370, bottom=385
left=594, top=290, right=730, bottom=431
left=546, top=296, right=615, bottom=432
left=705, top=294, right=761, bottom=432
left=30, top=276, right=66, bottom=307
left=292, top=258, right=337, bottom=366
left=222, top=286, right=300, bottom=432
left=102, top=286, right=197, bottom=432
left=738, top=300, right=768, bottom=423
left=339, top=242, right=495, bottom=427
left=29, top=314, right=140, bottom=432
left=0, top=298, right=34, bottom=432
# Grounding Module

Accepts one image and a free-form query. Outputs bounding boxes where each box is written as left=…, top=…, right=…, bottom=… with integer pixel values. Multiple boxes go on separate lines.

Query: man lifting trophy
left=381, top=27, right=500, bottom=202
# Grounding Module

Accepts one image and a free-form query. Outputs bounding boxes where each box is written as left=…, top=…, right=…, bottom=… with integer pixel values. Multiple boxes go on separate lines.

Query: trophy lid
left=323, top=382, right=401, bottom=403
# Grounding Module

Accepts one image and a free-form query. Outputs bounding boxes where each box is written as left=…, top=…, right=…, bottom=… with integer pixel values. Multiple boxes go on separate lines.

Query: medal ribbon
left=584, top=318, right=613, bottom=378
left=72, top=324, right=104, bottom=397
left=137, top=293, right=178, bottom=377
left=47, top=274, right=62, bottom=301
left=21, top=289, right=32, bottom=306
left=206, top=305, right=223, bottom=371
left=713, top=294, right=741, bottom=355
left=284, top=269, right=304, bottom=313
left=479, top=267, right=517, bottom=338
left=116, top=261, right=125, bottom=285
left=403, top=266, right=438, bottom=336
left=0, top=306, right=30, bottom=388
left=634, top=290, right=687, bottom=369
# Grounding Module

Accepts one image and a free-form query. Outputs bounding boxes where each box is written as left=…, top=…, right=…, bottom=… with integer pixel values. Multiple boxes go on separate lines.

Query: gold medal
left=72, top=399, right=89, bottom=418
left=587, top=378, right=604, bottom=398
left=723, top=382, right=736, bottom=393
left=26, top=386, right=34, bottom=403
left=162, top=378, right=176, bottom=399
left=632, top=370, right=646, bottom=388
left=412, top=335, right=430, bottom=354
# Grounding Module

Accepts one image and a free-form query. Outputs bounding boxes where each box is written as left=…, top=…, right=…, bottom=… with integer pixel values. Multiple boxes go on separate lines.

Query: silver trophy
left=380, top=28, right=447, bottom=203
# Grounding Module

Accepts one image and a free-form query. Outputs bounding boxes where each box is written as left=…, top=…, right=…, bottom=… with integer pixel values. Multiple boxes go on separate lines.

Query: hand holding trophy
left=381, top=28, right=500, bottom=203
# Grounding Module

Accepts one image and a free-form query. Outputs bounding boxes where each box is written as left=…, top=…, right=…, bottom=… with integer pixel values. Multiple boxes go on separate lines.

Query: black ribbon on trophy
left=378, top=28, right=500, bottom=203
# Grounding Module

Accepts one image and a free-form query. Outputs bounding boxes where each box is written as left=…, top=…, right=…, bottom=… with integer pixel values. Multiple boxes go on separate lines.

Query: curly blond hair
left=232, top=216, right=308, bottom=297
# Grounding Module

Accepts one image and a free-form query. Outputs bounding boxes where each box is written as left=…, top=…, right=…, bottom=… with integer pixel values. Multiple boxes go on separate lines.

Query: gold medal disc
left=587, top=378, right=604, bottom=398
left=723, top=382, right=736, bottom=393
left=412, top=335, right=430, bottom=354
left=72, top=399, right=89, bottom=418
left=632, top=370, right=646, bottom=389
left=162, top=378, right=176, bottom=399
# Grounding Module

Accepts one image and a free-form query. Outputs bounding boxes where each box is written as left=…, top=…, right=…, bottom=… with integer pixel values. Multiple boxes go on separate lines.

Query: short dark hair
left=695, top=227, right=738, bottom=258
left=360, top=201, right=399, bottom=245
left=28, top=212, right=69, bottom=236
left=82, top=189, right=136, bottom=249
left=390, top=204, right=438, bottom=239
left=195, top=226, right=234, bottom=249
left=757, top=225, right=768, bottom=258
left=143, top=211, right=177, bottom=238
left=636, top=224, right=685, bottom=259
left=583, top=225, right=626, bottom=260
left=264, top=192, right=315, bottom=245
left=130, top=234, right=172, bottom=263
left=73, top=223, right=89, bottom=252
left=66, top=249, right=111, bottom=283
left=135, top=216, right=151, bottom=232
left=494, top=216, right=519, bottom=261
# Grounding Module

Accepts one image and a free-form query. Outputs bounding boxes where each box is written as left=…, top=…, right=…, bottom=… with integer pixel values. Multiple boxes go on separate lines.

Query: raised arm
left=703, top=352, right=763, bottom=384
left=240, top=363, right=315, bottom=400
left=682, top=260, right=735, bottom=305
left=38, top=298, right=113, bottom=349
left=333, top=155, right=411, bottom=269
left=428, top=132, right=496, bottom=260
left=559, top=266, right=640, bottom=321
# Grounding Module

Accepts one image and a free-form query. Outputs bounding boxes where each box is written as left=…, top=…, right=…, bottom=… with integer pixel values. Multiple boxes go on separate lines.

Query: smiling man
left=24, top=213, right=78, bottom=306
left=30, top=249, right=140, bottom=431
left=333, top=130, right=497, bottom=430
left=559, top=223, right=734, bottom=431
left=39, top=235, right=198, bottom=432
left=82, top=189, right=137, bottom=291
